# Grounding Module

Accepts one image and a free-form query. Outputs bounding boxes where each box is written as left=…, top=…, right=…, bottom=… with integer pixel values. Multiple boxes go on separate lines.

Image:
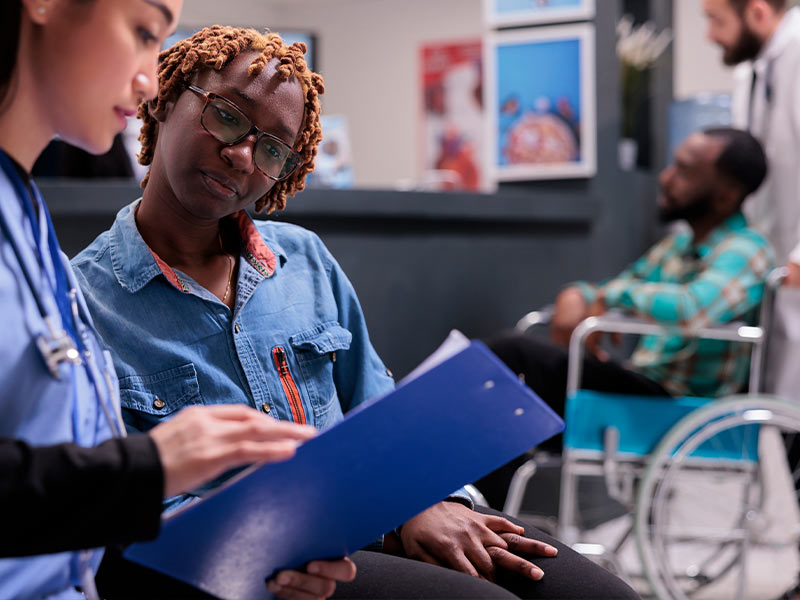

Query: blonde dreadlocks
left=138, top=25, right=325, bottom=213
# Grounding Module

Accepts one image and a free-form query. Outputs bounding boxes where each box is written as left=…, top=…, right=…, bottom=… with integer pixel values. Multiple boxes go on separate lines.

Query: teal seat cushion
left=564, top=390, right=758, bottom=461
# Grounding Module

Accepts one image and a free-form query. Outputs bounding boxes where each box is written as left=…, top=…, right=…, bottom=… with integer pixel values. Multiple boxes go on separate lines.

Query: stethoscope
left=0, top=150, right=125, bottom=441
left=0, top=150, right=126, bottom=600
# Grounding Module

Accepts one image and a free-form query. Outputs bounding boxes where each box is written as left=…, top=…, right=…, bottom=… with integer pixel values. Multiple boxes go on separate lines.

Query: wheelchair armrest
left=515, top=305, right=554, bottom=333
left=566, top=314, right=764, bottom=398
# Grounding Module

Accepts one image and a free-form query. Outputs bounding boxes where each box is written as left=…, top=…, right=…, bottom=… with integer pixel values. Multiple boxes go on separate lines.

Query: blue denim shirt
left=72, top=201, right=396, bottom=500
left=0, top=156, right=119, bottom=599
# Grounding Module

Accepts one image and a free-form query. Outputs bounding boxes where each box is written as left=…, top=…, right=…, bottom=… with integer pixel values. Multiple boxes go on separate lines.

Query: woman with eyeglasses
left=73, top=25, right=640, bottom=600
left=0, top=3, right=318, bottom=599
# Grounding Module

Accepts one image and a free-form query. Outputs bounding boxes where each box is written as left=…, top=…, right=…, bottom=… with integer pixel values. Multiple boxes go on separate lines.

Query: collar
left=753, top=7, right=800, bottom=73
left=109, top=200, right=279, bottom=293
left=692, top=211, right=748, bottom=260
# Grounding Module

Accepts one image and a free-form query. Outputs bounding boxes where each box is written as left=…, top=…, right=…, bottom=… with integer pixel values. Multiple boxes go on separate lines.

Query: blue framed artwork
left=485, top=0, right=595, bottom=27
left=484, top=24, right=596, bottom=183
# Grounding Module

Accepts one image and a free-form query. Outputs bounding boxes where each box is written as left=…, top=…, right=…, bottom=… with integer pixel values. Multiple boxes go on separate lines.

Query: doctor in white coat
left=705, top=0, right=800, bottom=281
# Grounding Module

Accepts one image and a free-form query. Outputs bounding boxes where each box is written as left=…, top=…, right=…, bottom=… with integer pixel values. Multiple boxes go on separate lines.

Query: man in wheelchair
left=482, top=128, right=773, bottom=506
left=483, top=126, right=800, bottom=600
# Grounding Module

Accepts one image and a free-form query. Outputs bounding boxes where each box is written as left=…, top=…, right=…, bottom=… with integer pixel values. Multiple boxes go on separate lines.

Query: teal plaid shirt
left=574, top=212, right=773, bottom=397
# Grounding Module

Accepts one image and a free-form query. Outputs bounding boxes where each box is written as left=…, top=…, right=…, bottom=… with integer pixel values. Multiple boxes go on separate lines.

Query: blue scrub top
left=0, top=162, right=121, bottom=599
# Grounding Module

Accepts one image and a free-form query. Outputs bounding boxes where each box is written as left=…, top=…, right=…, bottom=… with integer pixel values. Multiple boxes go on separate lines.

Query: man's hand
left=149, top=405, right=317, bottom=498
left=267, top=558, right=357, bottom=600
left=583, top=296, right=620, bottom=361
left=785, top=262, right=800, bottom=286
left=394, top=502, right=557, bottom=582
left=551, top=287, right=589, bottom=347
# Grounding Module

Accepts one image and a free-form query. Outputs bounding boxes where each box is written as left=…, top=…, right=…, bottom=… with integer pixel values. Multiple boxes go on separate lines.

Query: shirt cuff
left=444, top=487, right=475, bottom=510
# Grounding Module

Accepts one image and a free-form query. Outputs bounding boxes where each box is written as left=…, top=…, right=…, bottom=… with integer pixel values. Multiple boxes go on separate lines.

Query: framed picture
left=484, top=24, right=596, bottom=182
left=306, top=115, right=355, bottom=189
left=420, top=39, right=485, bottom=191
left=485, top=0, right=595, bottom=27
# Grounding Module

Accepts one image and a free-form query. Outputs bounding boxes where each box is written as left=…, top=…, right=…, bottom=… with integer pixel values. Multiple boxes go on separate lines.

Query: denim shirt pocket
left=118, top=363, right=202, bottom=432
left=289, top=322, right=352, bottom=426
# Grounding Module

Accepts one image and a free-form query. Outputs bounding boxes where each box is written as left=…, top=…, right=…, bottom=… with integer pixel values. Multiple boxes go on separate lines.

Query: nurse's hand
left=267, top=558, right=357, bottom=600
left=148, top=405, right=317, bottom=497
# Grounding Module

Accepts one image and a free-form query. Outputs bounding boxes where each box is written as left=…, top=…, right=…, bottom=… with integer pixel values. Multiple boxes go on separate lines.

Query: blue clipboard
left=125, top=339, right=564, bottom=599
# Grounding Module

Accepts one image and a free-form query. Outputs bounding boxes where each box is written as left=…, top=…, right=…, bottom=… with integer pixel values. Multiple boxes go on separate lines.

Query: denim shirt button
left=153, top=397, right=166, bottom=410
left=261, top=403, right=271, bottom=414
left=234, top=323, right=241, bottom=334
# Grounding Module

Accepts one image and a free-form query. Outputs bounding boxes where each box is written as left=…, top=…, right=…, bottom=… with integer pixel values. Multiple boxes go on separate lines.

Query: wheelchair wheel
left=634, top=396, right=800, bottom=600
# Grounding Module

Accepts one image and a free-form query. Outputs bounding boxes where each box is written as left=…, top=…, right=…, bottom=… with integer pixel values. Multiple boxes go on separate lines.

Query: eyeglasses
left=187, top=84, right=303, bottom=181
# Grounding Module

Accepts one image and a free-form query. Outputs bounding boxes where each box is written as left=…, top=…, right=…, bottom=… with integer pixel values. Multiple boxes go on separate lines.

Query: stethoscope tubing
left=0, top=152, right=124, bottom=439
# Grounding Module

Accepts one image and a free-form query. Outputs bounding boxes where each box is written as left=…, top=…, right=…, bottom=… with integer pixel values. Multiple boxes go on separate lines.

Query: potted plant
left=616, top=14, right=672, bottom=170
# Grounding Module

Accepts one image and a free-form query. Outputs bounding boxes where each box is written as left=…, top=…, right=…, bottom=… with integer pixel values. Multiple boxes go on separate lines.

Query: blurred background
left=41, top=0, right=739, bottom=379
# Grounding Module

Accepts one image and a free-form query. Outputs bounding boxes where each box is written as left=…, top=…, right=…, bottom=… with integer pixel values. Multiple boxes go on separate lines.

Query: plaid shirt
left=574, top=212, right=773, bottom=397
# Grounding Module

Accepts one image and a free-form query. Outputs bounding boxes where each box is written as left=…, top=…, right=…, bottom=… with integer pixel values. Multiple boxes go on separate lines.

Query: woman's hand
left=396, top=502, right=557, bottom=582
left=267, top=557, right=357, bottom=600
left=148, top=404, right=317, bottom=497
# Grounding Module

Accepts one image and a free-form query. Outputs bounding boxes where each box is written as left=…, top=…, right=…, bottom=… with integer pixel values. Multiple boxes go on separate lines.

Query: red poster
left=420, top=40, right=484, bottom=191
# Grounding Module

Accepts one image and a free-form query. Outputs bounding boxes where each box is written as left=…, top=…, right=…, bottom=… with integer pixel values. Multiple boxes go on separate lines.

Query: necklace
left=219, top=232, right=234, bottom=304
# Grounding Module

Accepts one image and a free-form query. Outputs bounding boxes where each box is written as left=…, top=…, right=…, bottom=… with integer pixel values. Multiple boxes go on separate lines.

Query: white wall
left=673, top=0, right=736, bottom=99
left=179, top=0, right=483, bottom=188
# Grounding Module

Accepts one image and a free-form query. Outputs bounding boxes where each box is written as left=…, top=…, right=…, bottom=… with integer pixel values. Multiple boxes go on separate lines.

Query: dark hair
left=0, top=1, right=22, bottom=108
left=703, top=127, right=768, bottom=201
left=727, top=0, right=787, bottom=13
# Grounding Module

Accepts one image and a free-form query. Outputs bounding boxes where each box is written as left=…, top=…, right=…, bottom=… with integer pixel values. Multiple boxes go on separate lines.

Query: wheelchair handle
left=566, top=315, right=764, bottom=398
left=514, top=307, right=553, bottom=333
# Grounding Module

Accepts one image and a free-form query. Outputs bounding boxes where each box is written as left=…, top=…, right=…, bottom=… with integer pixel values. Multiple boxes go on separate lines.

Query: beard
left=659, top=192, right=714, bottom=224
left=722, top=24, right=764, bottom=65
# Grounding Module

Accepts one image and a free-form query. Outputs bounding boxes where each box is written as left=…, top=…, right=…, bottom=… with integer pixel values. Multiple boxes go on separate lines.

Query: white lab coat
left=732, top=7, right=800, bottom=266
left=732, top=9, right=800, bottom=399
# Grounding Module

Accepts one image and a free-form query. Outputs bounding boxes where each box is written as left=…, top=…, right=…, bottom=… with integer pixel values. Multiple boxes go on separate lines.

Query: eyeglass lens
left=203, top=96, right=301, bottom=180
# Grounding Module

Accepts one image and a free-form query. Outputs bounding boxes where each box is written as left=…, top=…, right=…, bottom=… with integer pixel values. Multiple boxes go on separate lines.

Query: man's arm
left=602, top=236, right=772, bottom=331
left=552, top=240, right=667, bottom=346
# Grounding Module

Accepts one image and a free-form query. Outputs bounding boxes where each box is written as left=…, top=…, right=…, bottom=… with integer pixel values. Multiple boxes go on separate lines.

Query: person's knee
left=486, top=330, right=525, bottom=359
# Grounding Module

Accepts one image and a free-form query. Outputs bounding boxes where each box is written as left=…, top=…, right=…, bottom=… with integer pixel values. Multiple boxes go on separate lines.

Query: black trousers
left=96, top=507, right=639, bottom=599
left=475, top=333, right=671, bottom=509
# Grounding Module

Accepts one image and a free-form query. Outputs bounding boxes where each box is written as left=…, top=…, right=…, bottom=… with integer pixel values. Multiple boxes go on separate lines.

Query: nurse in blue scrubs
left=0, top=2, right=319, bottom=598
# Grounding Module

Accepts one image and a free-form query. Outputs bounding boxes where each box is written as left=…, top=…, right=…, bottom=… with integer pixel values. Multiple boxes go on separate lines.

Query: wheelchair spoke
left=633, top=399, right=800, bottom=600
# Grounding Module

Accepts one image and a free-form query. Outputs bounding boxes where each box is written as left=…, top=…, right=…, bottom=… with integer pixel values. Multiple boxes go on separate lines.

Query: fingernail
left=307, top=562, right=320, bottom=574
left=531, top=567, right=544, bottom=580
left=278, top=573, right=292, bottom=586
left=548, top=546, right=558, bottom=556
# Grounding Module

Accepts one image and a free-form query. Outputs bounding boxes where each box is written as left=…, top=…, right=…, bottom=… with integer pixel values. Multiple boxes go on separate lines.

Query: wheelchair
left=504, top=270, right=800, bottom=600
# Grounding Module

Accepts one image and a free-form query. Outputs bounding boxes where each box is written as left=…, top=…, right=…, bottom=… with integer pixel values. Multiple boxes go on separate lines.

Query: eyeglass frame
left=186, top=84, right=304, bottom=182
